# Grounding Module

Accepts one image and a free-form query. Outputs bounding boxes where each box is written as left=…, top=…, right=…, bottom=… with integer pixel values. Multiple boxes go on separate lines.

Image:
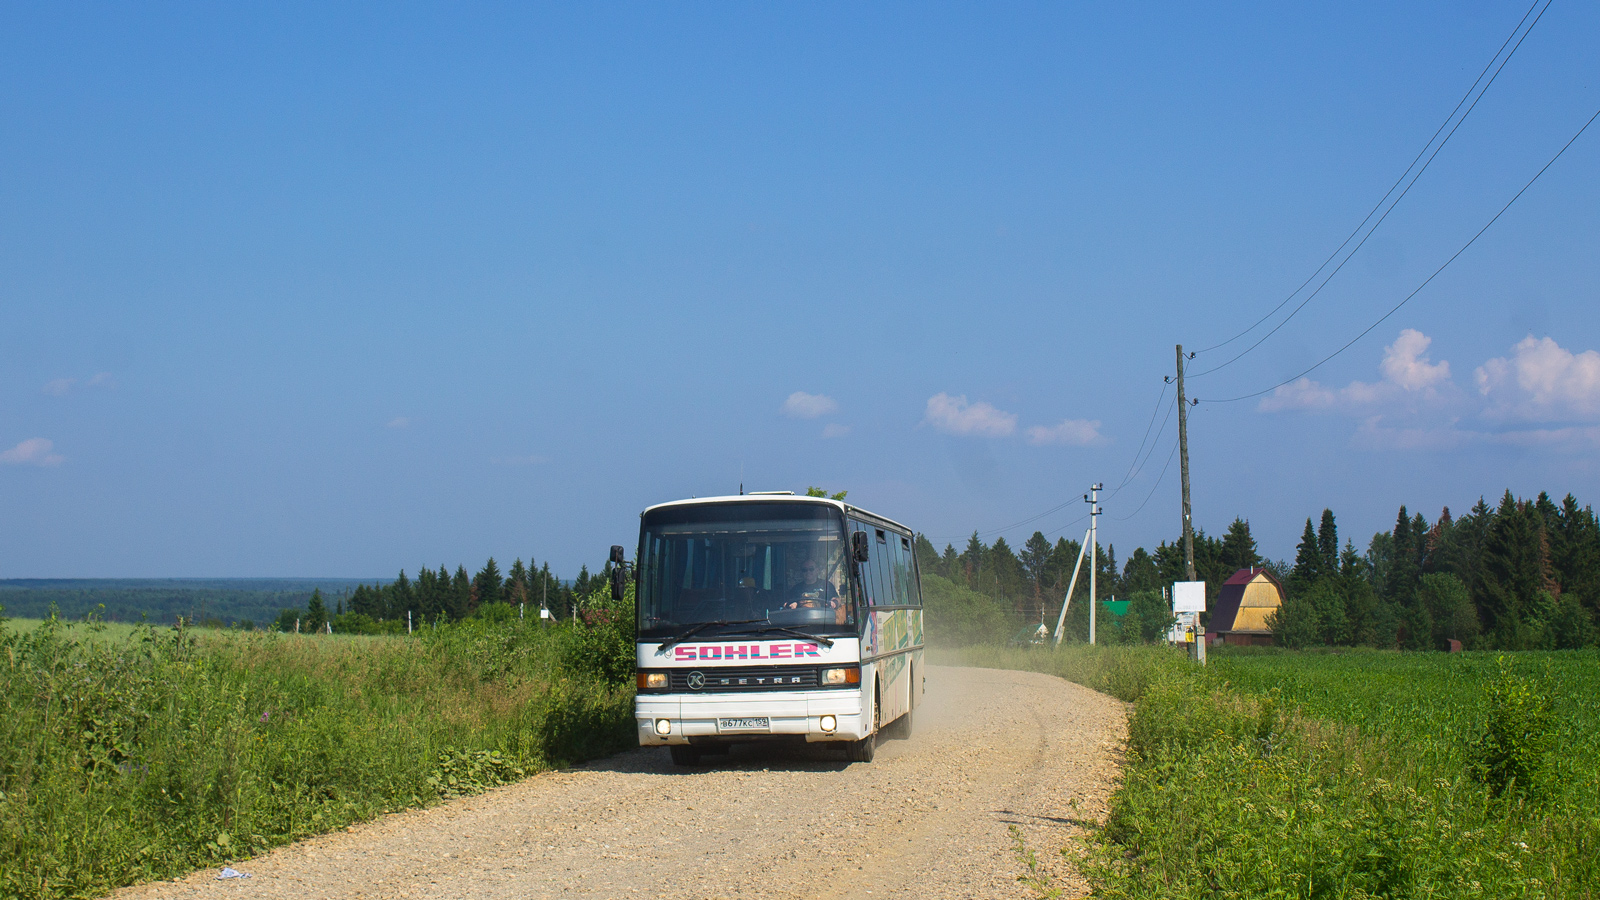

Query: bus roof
left=641, top=494, right=914, bottom=536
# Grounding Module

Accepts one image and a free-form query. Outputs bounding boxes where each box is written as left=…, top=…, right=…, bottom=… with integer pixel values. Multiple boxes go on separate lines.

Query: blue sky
left=3, top=2, right=1597, bottom=578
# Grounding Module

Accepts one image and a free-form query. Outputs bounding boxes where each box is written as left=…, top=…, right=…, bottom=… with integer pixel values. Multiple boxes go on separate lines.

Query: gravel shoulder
left=112, top=665, right=1126, bottom=900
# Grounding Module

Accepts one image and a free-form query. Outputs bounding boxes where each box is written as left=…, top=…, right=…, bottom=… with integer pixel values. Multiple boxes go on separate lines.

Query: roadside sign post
left=1172, top=581, right=1206, bottom=666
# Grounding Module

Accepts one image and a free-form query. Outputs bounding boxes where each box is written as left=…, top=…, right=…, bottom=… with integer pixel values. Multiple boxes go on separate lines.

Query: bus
left=616, top=493, right=924, bottom=765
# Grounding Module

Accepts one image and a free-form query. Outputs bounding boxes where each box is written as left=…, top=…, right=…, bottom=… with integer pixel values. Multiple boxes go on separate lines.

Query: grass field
left=0, top=607, right=636, bottom=900
left=956, top=644, right=1599, bottom=899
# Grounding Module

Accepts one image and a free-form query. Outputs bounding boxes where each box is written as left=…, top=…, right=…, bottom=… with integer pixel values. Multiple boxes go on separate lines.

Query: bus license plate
left=718, top=717, right=770, bottom=732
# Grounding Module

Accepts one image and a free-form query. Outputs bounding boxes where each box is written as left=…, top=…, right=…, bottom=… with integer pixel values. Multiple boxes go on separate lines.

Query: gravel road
left=113, top=665, right=1126, bottom=900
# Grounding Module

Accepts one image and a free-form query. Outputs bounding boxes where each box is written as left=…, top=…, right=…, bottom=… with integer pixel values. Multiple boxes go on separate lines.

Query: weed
left=1010, top=823, right=1062, bottom=899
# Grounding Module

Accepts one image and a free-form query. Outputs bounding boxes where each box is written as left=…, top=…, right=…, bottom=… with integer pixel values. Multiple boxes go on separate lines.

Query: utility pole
left=1086, top=484, right=1103, bottom=644
left=1176, top=344, right=1196, bottom=582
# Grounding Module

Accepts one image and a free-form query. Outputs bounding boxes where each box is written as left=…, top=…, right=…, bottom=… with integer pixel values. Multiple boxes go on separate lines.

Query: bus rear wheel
left=669, top=745, right=700, bottom=767
left=885, top=709, right=913, bottom=740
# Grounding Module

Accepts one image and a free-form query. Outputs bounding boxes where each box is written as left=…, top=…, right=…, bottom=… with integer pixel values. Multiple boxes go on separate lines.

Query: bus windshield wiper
left=655, top=618, right=768, bottom=654
left=747, top=625, right=834, bottom=647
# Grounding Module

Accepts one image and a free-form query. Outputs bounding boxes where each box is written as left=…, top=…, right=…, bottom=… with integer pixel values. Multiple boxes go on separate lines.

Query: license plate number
left=718, top=717, right=770, bottom=732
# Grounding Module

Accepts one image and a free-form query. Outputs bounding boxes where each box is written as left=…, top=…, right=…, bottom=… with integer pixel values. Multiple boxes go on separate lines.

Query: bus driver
left=784, top=553, right=840, bottom=610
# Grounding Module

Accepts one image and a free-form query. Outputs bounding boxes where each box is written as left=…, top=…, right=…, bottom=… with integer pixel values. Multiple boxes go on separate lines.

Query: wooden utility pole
left=1176, top=345, right=1196, bottom=582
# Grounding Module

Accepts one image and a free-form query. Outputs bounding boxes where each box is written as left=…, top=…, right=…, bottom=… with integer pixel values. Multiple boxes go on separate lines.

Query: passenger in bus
left=783, top=555, right=840, bottom=609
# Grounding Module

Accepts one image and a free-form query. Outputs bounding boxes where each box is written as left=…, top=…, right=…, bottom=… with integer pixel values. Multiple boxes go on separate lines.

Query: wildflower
left=259, top=711, right=270, bottom=723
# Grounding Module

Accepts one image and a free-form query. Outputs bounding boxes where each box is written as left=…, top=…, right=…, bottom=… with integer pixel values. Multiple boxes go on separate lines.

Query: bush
left=1468, top=657, right=1555, bottom=799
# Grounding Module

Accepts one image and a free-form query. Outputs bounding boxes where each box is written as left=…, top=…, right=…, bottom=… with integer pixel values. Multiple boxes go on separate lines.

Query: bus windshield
left=637, top=502, right=854, bottom=640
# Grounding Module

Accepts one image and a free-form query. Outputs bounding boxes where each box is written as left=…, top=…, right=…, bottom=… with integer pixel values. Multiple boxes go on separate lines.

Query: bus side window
left=892, top=534, right=911, bottom=606
left=904, top=536, right=924, bottom=607
left=872, top=529, right=890, bottom=607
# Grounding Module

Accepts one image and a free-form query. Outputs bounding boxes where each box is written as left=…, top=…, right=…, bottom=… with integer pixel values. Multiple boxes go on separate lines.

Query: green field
left=0, top=605, right=636, bottom=900
left=959, top=645, right=1599, bottom=899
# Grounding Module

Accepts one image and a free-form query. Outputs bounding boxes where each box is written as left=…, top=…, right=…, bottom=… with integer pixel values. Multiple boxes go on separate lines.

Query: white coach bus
left=615, top=493, right=924, bottom=765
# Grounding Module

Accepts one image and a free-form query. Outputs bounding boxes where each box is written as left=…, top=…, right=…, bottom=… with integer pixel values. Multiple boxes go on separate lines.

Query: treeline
left=275, top=557, right=616, bottom=634
left=0, top=579, right=373, bottom=628
left=1272, top=490, right=1600, bottom=650
left=915, top=487, right=1600, bottom=652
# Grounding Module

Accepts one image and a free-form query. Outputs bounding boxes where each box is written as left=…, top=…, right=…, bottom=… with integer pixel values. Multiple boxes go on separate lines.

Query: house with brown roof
left=1206, top=568, right=1286, bottom=646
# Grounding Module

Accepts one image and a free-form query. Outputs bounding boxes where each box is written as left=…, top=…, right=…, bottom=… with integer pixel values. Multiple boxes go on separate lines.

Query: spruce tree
left=1479, top=491, right=1551, bottom=647
left=389, top=569, right=413, bottom=620
left=960, top=532, right=985, bottom=585
left=305, top=589, right=329, bottom=632
left=1220, top=518, right=1259, bottom=572
left=507, top=558, right=529, bottom=607
left=1317, top=509, right=1339, bottom=578
left=1291, top=518, right=1321, bottom=590
left=450, top=565, right=473, bottom=619
left=1388, top=506, right=1419, bottom=607
left=1020, top=532, right=1052, bottom=601
left=474, top=557, right=504, bottom=609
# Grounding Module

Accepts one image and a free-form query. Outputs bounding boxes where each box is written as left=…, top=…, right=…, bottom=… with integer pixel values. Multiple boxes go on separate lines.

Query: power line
left=1112, top=437, right=1181, bottom=522
left=1109, top=395, right=1177, bottom=502
left=1201, top=103, right=1600, bottom=405
left=1109, top=382, right=1169, bottom=494
left=938, top=385, right=1176, bottom=544
left=1190, top=0, right=1551, bottom=369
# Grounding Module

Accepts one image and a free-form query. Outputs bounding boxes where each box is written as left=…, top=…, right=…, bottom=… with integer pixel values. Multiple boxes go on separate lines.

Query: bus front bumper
left=636, top=691, right=866, bottom=745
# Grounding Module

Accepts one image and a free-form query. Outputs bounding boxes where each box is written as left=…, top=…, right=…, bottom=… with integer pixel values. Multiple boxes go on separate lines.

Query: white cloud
left=490, top=454, right=549, bottom=466
left=1259, top=329, right=1452, bottom=412
left=922, top=393, right=1017, bottom=437
left=386, top=417, right=410, bottom=429
left=1380, top=329, right=1451, bottom=390
left=1025, top=418, right=1104, bottom=446
left=1, top=438, right=65, bottom=466
left=782, top=391, right=838, bottom=419
left=1476, top=336, right=1600, bottom=422
left=42, top=373, right=113, bottom=396
left=821, top=423, right=851, bottom=438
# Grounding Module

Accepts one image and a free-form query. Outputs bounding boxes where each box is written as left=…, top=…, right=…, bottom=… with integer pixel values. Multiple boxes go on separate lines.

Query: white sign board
left=1172, top=581, right=1207, bottom=613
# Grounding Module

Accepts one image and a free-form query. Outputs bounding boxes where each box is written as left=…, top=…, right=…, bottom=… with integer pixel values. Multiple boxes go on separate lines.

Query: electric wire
left=1200, top=103, right=1600, bottom=405
left=936, top=385, right=1175, bottom=544
left=1108, top=395, right=1177, bottom=502
left=1189, top=0, right=1553, bottom=378
left=1111, top=437, right=1181, bottom=522
left=1110, top=381, right=1169, bottom=493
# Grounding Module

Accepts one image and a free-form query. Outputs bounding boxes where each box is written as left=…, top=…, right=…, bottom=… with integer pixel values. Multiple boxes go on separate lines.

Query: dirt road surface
left=113, top=665, right=1125, bottom=900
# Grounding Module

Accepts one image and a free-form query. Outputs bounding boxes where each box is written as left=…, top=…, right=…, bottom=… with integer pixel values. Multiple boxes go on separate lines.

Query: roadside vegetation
left=0, top=592, right=636, bottom=900
left=958, top=644, right=1598, bottom=899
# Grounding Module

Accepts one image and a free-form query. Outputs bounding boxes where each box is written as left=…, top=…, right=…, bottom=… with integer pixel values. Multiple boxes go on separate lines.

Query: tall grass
left=0, top=605, right=636, bottom=899
left=952, top=644, right=1600, bottom=899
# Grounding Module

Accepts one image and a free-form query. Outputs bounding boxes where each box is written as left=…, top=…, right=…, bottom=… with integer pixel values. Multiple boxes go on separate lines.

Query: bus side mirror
left=609, top=545, right=626, bottom=565
left=610, top=565, right=627, bottom=602
left=852, top=531, right=870, bottom=563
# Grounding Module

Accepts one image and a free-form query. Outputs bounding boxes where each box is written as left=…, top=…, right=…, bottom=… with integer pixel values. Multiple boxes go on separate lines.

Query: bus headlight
left=820, top=666, right=860, bottom=686
left=638, top=672, right=669, bottom=690
left=820, top=715, right=837, bottom=732
left=654, top=718, right=672, bottom=735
